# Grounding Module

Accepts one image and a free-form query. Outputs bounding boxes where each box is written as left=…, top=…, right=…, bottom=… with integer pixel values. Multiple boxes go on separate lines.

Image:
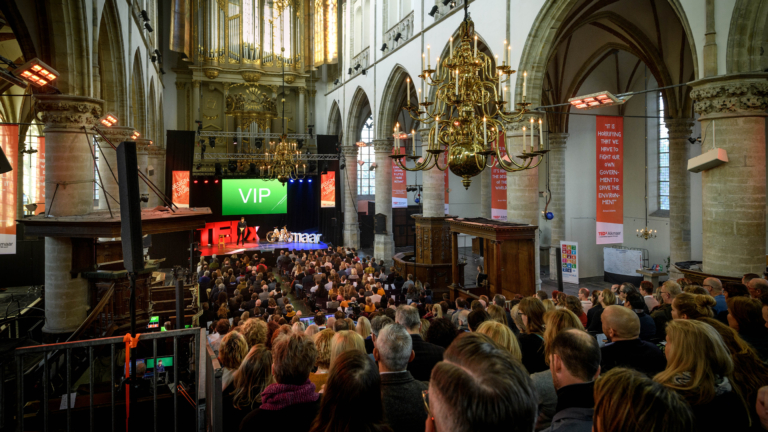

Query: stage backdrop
left=172, top=170, right=190, bottom=208
left=165, top=130, right=195, bottom=203
left=392, top=147, right=406, bottom=208
left=321, top=171, right=336, bottom=207
left=596, top=116, right=624, bottom=244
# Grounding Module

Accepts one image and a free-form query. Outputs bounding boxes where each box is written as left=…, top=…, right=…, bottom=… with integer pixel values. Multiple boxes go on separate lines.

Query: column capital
left=548, top=132, right=569, bottom=150
left=34, top=95, right=103, bottom=131
left=372, top=139, right=393, bottom=152
left=147, top=146, right=166, bottom=156
left=298, top=86, right=307, bottom=95
left=135, top=139, right=152, bottom=154
left=340, top=144, right=359, bottom=157
left=664, top=118, right=695, bottom=140
left=192, top=80, right=201, bottom=88
left=309, top=89, right=317, bottom=97
left=175, top=81, right=187, bottom=90
left=96, top=126, right=135, bottom=146
left=689, top=73, right=768, bottom=119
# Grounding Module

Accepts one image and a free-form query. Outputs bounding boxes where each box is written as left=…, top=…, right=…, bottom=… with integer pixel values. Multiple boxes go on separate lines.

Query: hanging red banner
left=392, top=146, right=407, bottom=208
left=172, top=170, right=190, bottom=208
left=321, top=171, right=336, bottom=208
left=596, top=116, right=624, bottom=244
left=444, top=150, right=450, bottom=214
left=34, top=137, right=45, bottom=215
left=0, top=125, right=18, bottom=254
left=491, top=131, right=508, bottom=220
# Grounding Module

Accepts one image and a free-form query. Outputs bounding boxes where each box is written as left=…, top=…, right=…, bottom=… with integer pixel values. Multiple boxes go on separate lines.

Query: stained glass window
left=659, top=93, right=669, bottom=211
left=357, top=116, right=375, bottom=195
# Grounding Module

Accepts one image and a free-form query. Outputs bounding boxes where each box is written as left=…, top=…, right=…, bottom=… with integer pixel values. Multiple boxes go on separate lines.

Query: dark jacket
left=688, top=387, right=750, bottom=432
left=407, top=334, right=445, bottom=381
left=239, top=400, right=320, bottom=432
left=650, top=303, right=673, bottom=339
left=586, top=304, right=605, bottom=334
left=637, top=312, right=656, bottom=341
left=380, top=371, right=428, bottom=432
left=739, top=330, right=768, bottom=362
left=549, top=381, right=595, bottom=432
left=600, top=338, right=666, bottom=377
left=301, top=274, right=315, bottom=290
left=519, top=333, right=548, bottom=374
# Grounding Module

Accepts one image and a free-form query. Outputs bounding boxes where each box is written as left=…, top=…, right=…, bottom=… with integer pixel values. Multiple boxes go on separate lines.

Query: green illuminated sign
left=222, top=179, right=288, bottom=215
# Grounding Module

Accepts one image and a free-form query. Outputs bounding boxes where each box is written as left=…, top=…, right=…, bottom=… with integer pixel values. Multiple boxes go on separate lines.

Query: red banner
left=444, top=151, right=450, bottom=214
left=596, top=116, right=624, bottom=244
left=172, top=170, right=190, bottom=208
left=392, top=146, right=407, bottom=208
left=35, top=137, right=45, bottom=215
left=321, top=171, right=336, bottom=207
left=491, top=132, right=508, bottom=220
left=0, top=125, right=18, bottom=254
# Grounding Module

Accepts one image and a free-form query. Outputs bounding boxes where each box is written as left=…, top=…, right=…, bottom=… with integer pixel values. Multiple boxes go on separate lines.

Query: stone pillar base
left=343, top=223, right=360, bottom=249
left=374, top=233, right=395, bottom=265
left=549, top=247, right=558, bottom=280
left=43, top=237, right=89, bottom=334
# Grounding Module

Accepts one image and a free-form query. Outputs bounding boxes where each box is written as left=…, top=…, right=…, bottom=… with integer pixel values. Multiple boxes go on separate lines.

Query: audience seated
left=564, top=296, right=588, bottom=327
left=586, top=289, right=614, bottom=334
left=467, top=309, right=490, bottom=332
left=672, top=292, right=715, bottom=320
left=517, top=297, right=548, bottom=373
left=623, top=292, right=656, bottom=341
left=225, top=345, right=274, bottom=431
left=727, top=296, right=768, bottom=361
left=639, top=281, right=659, bottom=311
left=600, top=305, right=666, bottom=376
left=425, top=317, right=458, bottom=350
left=651, top=280, right=682, bottom=339
left=396, top=305, right=445, bottom=381
left=427, top=333, right=537, bottom=432
left=330, top=330, right=366, bottom=366
left=475, top=321, right=521, bottom=360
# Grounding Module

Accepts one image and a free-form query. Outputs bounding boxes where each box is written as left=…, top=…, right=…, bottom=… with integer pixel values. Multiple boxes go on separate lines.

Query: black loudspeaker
left=375, top=213, right=387, bottom=234
left=117, top=141, right=145, bottom=273
left=331, top=217, right=337, bottom=227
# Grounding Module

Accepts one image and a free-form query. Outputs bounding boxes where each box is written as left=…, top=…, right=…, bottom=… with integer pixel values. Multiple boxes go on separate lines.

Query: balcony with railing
left=384, top=11, right=414, bottom=52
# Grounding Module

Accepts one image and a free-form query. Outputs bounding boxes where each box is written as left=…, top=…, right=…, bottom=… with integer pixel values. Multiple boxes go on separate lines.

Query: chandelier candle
left=523, top=71, right=527, bottom=98
left=407, top=78, right=410, bottom=105
left=530, top=118, right=535, bottom=151
left=474, top=35, right=478, bottom=56
left=539, top=119, right=543, bottom=150
left=427, top=45, right=431, bottom=68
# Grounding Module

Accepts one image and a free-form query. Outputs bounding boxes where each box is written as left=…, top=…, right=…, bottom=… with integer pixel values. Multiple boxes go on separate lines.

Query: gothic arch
left=41, top=0, right=91, bottom=95
left=148, top=78, right=158, bottom=144
left=376, top=64, right=417, bottom=140
left=327, top=100, right=343, bottom=137
left=130, top=49, right=147, bottom=134
left=726, top=0, right=768, bottom=73
left=345, top=87, right=372, bottom=144
left=97, top=0, right=128, bottom=120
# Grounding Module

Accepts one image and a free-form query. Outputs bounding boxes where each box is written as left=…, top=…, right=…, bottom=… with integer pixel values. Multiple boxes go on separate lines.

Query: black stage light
left=297, top=139, right=304, bottom=149
left=255, top=138, right=263, bottom=149
left=140, top=10, right=150, bottom=21
left=144, top=22, right=153, bottom=32
left=333, top=79, right=340, bottom=85
left=151, top=55, right=157, bottom=63
left=442, top=0, right=450, bottom=5
left=308, top=125, right=314, bottom=137
left=228, top=161, right=237, bottom=173
left=394, top=33, right=402, bottom=42
left=428, top=6, right=438, bottom=16
left=214, top=163, right=223, bottom=176
left=160, top=67, right=166, bottom=75
left=380, top=44, right=387, bottom=52
left=348, top=68, right=352, bottom=75
left=362, top=69, right=367, bottom=76
left=354, top=64, right=361, bottom=71
left=209, top=136, right=216, bottom=148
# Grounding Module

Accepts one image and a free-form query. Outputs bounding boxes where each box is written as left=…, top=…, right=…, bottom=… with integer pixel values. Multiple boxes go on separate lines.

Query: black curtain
left=165, top=130, right=196, bottom=199
left=148, top=230, right=191, bottom=269
left=316, top=135, right=342, bottom=247
left=0, top=224, right=44, bottom=288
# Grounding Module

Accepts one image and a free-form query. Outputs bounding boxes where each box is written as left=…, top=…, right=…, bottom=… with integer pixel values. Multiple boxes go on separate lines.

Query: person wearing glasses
left=700, top=277, right=725, bottom=314
left=650, top=280, right=682, bottom=340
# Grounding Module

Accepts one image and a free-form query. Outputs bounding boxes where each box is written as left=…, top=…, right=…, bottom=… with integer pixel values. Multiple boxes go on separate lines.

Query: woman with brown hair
left=223, top=344, right=275, bottom=430
left=654, top=319, right=750, bottom=430
left=587, top=289, right=615, bottom=334
left=529, top=309, right=585, bottom=430
left=310, top=329, right=335, bottom=393
left=564, top=295, right=588, bottom=327
left=486, top=304, right=507, bottom=326
left=517, top=297, right=548, bottom=373
left=727, top=296, right=768, bottom=361
left=671, top=292, right=716, bottom=320
left=219, top=331, right=249, bottom=390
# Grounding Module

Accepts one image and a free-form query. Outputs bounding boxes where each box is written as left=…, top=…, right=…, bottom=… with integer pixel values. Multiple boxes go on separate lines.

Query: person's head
left=457, top=309, right=471, bottom=329
left=313, top=328, right=335, bottom=371
left=485, top=304, right=507, bottom=326
left=219, top=331, right=248, bottom=370
left=761, top=294, right=768, bottom=329
left=271, top=332, right=316, bottom=385
left=215, top=319, right=230, bottom=335
left=599, top=289, right=616, bottom=307
left=748, top=278, right=768, bottom=299
left=475, top=321, right=521, bottom=361
left=239, top=318, right=268, bottom=348
left=431, top=303, right=444, bottom=319
left=425, top=317, right=459, bottom=350
left=492, top=294, right=506, bottom=308
left=743, top=273, right=760, bottom=286
left=639, top=281, right=654, bottom=296
left=563, top=295, right=584, bottom=317
left=428, top=333, right=537, bottom=432
left=655, top=319, right=734, bottom=405
left=671, top=293, right=715, bottom=320
left=601, top=305, right=640, bottom=342
left=232, top=345, right=275, bottom=409
left=333, top=317, right=350, bottom=332
left=136, top=362, right=146, bottom=377
left=701, top=277, right=723, bottom=297
left=370, top=315, right=394, bottom=341
left=543, top=309, right=584, bottom=363
left=550, top=329, right=601, bottom=390
left=511, top=304, right=526, bottom=334
left=518, top=297, right=546, bottom=335
left=373, top=323, right=414, bottom=372
left=577, top=288, right=590, bottom=301
left=660, top=280, right=682, bottom=305
left=594, top=368, right=694, bottom=432
left=314, top=313, right=327, bottom=327
left=623, top=292, right=647, bottom=312
left=536, top=290, right=549, bottom=301
left=724, top=283, right=751, bottom=300
left=395, top=305, right=421, bottom=333
left=310, top=350, right=387, bottom=432
left=551, top=290, right=561, bottom=304
left=467, top=309, right=490, bottom=332
left=727, top=296, right=765, bottom=334
left=455, top=298, right=467, bottom=310
left=330, top=330, right=365, bottom=366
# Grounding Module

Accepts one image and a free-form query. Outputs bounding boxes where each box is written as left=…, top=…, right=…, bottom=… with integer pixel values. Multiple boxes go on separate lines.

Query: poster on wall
left=560, top=241, right=579, bottom=284
left=596, top=116, right=624, bottom=244
left=444, top=151, right=450, bottom=214
left=172, top=170, right=190, bottom=208
left=491, top=132, right=508, bottom=220
left=0, top=125, right=18, bottom=255
left=392, top=146, right=407, bottom=208
left=321, top=171, right=336, bottom=208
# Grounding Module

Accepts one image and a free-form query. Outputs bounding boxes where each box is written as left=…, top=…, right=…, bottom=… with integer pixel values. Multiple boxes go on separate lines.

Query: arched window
left=358, top=116, right=374, bottom=195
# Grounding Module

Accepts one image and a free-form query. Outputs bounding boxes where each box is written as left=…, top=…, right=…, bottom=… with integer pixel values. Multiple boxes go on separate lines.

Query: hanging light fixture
left=391, top=4, right=545, bottom=189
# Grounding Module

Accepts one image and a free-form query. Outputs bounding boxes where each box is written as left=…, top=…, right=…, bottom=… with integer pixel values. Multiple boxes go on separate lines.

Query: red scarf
left=260, top=380, right=319, bottom=411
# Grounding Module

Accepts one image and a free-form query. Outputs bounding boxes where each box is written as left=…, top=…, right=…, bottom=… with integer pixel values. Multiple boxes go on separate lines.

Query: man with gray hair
left=375, top=323, right=426, bottom=432
left=703, top=277, right=726, bottom=314
left=748, top=278, right=768, bottom=300
left=396, top=305, right=444, bottom=381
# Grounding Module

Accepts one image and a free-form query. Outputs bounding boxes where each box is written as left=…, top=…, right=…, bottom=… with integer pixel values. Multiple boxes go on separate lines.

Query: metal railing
left=12, top=327, right=222, bottom=432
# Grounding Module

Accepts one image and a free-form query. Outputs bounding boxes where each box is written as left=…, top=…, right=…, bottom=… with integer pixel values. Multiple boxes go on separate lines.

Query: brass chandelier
left=391, top=6, right=548, bottom=189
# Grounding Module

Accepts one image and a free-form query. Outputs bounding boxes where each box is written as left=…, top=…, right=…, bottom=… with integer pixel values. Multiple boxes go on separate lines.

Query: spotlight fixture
left=195, top=120, right=202, bottom=134
left=140, top=10, right=150, bottom=21
left=154, top=49, right=161, bottom=57
left=568, top=91, right=632, bottom=110
left=233, top=138, right=238, bottom=146
left=442, top=0, right=451, bottom=5
left=308, top=125, right=314, bottom=137
left=333, top=79, right=340, bottom=85
left=160, top=68, right=166, bottom=75
left=228, top=161, right=237, bottom=173
left=380, top=44, right=388, bottom=52
left=308, top=178, right=312, bottom=183
left=361, top=69, right=367, bottom=76
left=255, top=138, right=263, bottom=149
left=394, top=33, right=402, bottom=42
left=688, top=137, right=701, bottom=144
left=428, top=5, right=438, bottom=16
left=214, top=178, right=219, bottom=184
left=354, top=64, right=361, bottom=71
left=196, top=163, right=202, bottom=170
left=144, top=22, right=153, bottom=32
left=140, top=194, right=149, bottom=203
left=130, top=130, right=140, bottom=140
left=297, top=139, right=304, bottom=149
left=208, top=136, right=216, bottom=148
left=204, top=179, right=209, bottom=184
left=99, top=113, right=118, bottom=127
left=214, top=163, right=223, bottom=176
left=369, top=162, right=377, bottom=171
left=151, top=55, right=157, bottom=63
left=193, top=179, right=198, bottom=184
left=450, top=0, right=456, bottom=8
left=348, top=68, right=352, bottom=75
left=339, top=162, right=346, bottom=170
left=12, top=58, right=59, bottom=88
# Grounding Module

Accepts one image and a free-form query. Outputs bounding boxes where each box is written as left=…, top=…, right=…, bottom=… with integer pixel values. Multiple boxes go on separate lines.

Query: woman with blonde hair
left=356, top=316, right=372, bottom=351
left=529, top=309, right=585, bottom=430
left=431, top=303, right=444, bottom=319
left=419, top=318, right=430, bottom=340
left=511, top=304, right=526, bottom=334
left=654, top=319, right=750, bottom=430
left=291, top=321, right=306, bottom=334
left=223, top=344, right=275, bottom=430
left=476, top=320, right=521, bottom=360
left=518, top=297, right=548, bottom=373
left=486, top=304, right=508, bottom=326
left=671, top=292, right=716, bottom=320
left=310, top=329, right=335, bottom=393
left=239, top=318, right=268, bottom=348
left=219, top=331, right=249, bottom=390
left=542, top=299, right=555, bottom=312
left=330, top=330, right=366, bottom=366
left=304, top=323, right=320, bottom=338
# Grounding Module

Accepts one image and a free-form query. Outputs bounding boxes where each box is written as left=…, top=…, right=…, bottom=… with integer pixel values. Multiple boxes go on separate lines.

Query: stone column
left=149, top=147, right=167, bottom=208
left=419, top=128, right=445, bottom=218
left=298, top=87, right=306, bottom=134
left=480, top=169, right=492, bottom=219
left=136, top=139, right=151, bottom=208
left=547, top=133, right=568, bottom=280
left=666, top=119, right=695, bottom=279
left=341, top=144, right=360, bottom=248
left=175, top=81, right=187, bottom=130
left=96, top=126, right=134, bottom=210
left=506, top=119, right=541, bottom=290
left=373, top=139, right=395, bottom=263
left=192, top=80, right=201, bottom=124
left=35, top=94, right=104, bottom=334
left=689, top=74, right=768, bottom=277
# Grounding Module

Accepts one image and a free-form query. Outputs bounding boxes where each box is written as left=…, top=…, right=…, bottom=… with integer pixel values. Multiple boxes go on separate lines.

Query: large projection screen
left=222, top=179, right=288, bottom=215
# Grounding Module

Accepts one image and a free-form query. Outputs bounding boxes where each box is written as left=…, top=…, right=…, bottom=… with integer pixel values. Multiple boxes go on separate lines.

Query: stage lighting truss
left=99, top=113, right=118, bottom=127
left=568, top=91, right=632, bottom=110
left=13, top=58, right=59, bottom=88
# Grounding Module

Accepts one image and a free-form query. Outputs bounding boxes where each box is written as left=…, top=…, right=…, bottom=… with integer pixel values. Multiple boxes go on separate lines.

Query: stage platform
left=198, top=240, right=329, bottom=257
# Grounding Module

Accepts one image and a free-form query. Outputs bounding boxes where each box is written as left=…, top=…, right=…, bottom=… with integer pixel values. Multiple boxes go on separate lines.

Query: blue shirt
left=713, top=294, right=727, bottom=315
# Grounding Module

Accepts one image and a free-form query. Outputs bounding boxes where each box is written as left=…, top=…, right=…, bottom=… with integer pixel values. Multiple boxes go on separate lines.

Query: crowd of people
left=197, top=247, right=768, bottom=431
